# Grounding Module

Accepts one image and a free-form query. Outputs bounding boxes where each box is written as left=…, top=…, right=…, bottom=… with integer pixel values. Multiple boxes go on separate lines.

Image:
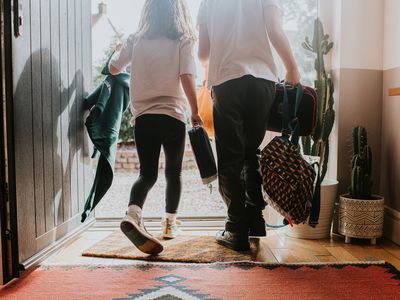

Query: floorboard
left=43, top=227, right=400, bottom=269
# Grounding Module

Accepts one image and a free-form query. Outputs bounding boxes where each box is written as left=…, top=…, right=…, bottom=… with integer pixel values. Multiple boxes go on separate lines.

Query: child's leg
left=129, top=115, right=162, bottom=210
left=162, top=117, right=186, bottom=219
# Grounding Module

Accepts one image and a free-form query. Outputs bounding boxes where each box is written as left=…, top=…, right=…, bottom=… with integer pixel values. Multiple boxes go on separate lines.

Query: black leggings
left=129, top=114, right=186, bottom=214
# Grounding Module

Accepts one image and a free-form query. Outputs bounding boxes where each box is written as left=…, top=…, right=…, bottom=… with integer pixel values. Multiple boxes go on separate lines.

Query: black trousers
left=129, top=114, right=186, bottom=214
left=212, top=76, right=275, bottom=233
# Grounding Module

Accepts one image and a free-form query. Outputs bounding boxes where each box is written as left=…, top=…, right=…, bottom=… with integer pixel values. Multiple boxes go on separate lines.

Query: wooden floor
left=44, top=226, right=400, bottom=270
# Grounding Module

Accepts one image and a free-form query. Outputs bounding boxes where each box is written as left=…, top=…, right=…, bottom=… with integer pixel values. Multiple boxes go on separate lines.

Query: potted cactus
left=339, top=126, right=384, bottom=245
left=286, top=18, right=339, bottom=239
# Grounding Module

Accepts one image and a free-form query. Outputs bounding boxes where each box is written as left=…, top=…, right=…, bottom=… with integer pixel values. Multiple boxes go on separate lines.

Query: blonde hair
left=136, top=0, right=196, bottom=41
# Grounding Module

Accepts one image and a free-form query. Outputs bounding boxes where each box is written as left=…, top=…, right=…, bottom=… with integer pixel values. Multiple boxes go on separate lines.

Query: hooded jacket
left=81, top=61, right=130, bottom=222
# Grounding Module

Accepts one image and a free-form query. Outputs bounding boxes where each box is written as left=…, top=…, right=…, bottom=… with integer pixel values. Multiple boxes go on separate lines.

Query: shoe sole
left=162, top=234, right=175, bottom=239
left=249, top=232, right=267, bottom=237
left=120, top=220, right=163, bottom=255
left=162, top=229, right=181, bottom=240
left=216, top=238, right=250, bottom=252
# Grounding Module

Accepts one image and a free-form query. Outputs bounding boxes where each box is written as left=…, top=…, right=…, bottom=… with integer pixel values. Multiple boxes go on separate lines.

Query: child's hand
left=191, top=113, right=203, bottom=128
left=285, top=68, right=301, bottom=86
left=116, top=43, right=123, bottom=52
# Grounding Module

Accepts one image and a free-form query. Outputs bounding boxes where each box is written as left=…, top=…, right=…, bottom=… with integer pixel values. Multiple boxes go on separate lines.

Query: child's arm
left=265, top=6, right=301, bottom=85
left=109, top=44, right=123, bottom=75
left=109, top=35, right=135, bottom=75
left=198, top=24, right=210, bottom=65
left=197, top=1, right=210, bottom=65
left=181, top=74, right=203, bottom=127
left=180, top=38, right=203, bottom=127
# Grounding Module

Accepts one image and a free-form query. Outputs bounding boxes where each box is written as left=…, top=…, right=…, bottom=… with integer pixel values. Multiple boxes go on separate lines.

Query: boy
left=198, top=0, right=301, bottom=251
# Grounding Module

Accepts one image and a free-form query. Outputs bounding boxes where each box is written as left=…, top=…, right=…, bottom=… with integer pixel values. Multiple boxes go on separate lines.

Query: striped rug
left=1, top=262, right=399, bottom=299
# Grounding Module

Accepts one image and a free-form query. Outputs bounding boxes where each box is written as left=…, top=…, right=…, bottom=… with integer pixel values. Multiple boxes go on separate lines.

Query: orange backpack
left=197, top=66, right=214, bottom=137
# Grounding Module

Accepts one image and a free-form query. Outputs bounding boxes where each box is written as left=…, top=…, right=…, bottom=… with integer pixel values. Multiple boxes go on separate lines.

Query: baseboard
left=94, top=216, right=225, bottom=230
left=384, top=206, right=400, bottom=245
left=21, top=217, right=96, bottom=270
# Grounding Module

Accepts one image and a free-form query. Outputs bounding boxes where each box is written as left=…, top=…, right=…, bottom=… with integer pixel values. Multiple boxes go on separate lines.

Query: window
left=277, top=0, right=318, bottom=86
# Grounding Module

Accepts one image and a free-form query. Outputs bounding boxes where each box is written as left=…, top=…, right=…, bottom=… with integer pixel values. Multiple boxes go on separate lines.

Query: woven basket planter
left=339, top=195, right=384, bottom=245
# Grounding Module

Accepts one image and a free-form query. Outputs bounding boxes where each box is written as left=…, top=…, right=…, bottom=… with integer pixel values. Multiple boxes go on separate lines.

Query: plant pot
left=339, top=194, right=384, bottom=245
left=285, top=179, right=339, bottom=239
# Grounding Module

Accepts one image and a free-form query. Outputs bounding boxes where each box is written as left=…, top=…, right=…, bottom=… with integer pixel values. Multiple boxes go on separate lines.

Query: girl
left=109, top=0, right=202, bottom=255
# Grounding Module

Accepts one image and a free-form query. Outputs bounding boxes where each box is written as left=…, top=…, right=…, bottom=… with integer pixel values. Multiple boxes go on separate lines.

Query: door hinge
left=12, top=0, right=24, bottom=37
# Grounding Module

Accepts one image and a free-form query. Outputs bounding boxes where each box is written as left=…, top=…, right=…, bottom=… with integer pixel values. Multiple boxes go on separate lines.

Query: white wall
left=319, top=0, right=342, bottom=71
left=340, top=0, right=384, bottom=70
left=384, top=0, right=400, bottom=70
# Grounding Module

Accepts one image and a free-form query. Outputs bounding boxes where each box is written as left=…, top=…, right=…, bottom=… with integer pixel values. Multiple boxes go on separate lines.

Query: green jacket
left=81, top=63, right=130, bottom=222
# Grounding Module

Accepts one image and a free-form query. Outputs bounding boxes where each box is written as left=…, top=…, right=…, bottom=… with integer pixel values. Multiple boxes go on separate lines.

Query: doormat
left=82, top=231, right=258, bottom=263
left=1, top=262, right=399, bottom=299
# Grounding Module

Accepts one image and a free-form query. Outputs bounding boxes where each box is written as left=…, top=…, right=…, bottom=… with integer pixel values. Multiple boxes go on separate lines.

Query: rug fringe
left=44, top=260, right=387, bottom=267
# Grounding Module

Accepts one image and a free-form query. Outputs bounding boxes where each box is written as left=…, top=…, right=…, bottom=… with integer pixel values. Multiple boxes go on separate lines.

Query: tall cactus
left=301, top=18, right=335, bottom=182
left=350, top=126, right=373, bottom=199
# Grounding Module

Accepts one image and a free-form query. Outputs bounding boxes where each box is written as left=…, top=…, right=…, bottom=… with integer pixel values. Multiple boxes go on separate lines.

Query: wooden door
left=11, top=0, right=93, bottom=266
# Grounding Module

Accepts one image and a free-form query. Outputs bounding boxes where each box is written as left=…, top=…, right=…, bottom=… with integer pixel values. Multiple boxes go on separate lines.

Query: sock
left=166, top=212, right=177, bottom=221
left=127, top=205, right=142, bottom=217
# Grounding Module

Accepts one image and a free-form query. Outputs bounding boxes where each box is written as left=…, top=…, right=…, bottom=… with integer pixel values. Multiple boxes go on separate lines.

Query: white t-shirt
left=197, top=0, right=281, bottom=88
left=110, top=35, right=196, bottom=124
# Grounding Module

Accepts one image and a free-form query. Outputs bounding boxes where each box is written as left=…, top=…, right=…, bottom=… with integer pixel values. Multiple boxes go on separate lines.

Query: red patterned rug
left=0, top=262, right=399, bottom=299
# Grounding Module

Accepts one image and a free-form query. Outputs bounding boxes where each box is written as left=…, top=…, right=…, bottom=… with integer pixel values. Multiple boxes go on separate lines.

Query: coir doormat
left=82, top=231, right=258, bottom=263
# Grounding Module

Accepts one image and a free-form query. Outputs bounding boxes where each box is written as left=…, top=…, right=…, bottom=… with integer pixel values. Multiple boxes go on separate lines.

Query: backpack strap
left=290, top=84, right=303, bottom=146
left=282, top=83, right=303, bottom=146
left=308, top=162, right=321, bottom=227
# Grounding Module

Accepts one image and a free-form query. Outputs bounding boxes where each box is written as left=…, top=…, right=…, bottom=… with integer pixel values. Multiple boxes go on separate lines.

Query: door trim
left=94, top=216, right=226, bottom=231
left=0, top=0, right=20, bottom=284
left=21, top=217, right=95, bottom=270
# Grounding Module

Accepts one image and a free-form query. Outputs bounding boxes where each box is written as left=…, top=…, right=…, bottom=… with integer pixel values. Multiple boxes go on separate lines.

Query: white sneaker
left=161, top=218, right=182, bottom=239
left=120, top=212, right=164, bottom=255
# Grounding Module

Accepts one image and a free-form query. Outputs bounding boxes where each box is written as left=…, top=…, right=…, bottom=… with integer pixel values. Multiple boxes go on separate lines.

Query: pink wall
left=380, top=0, right=400, bottom=244
left=319, top=0, right=400, bottom=243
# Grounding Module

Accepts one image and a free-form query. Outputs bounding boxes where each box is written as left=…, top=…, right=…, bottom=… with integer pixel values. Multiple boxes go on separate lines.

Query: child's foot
left=161, top=218, right=182, bottom=239
left=120, top=212, right=164, bottom=255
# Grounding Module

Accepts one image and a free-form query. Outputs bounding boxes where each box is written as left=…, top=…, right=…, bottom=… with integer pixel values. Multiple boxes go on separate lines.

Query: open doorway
left=90, top=0, right=319, bottom=222
left=1, top=0, right=320, bottom=279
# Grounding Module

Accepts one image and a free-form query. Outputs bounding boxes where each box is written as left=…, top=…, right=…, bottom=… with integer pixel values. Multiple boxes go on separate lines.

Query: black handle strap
left=282, top=83, right=303, bottom=146
left=308, top=162, right=321, bottom=227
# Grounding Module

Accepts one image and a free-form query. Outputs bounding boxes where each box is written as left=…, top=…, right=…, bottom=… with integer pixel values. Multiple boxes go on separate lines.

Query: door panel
left=67, top=0, right=79, bottom=218
left=50, top=0, right=63, bottom=227
left=30, top=0, right=46, bottom=237
left=12, top=0, right=36, bottom=263
left=12, top=0, right=93, bottom=263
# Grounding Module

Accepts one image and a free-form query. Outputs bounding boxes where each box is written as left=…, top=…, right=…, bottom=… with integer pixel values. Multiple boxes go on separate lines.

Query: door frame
left=0, top=0, right=20, bottom=284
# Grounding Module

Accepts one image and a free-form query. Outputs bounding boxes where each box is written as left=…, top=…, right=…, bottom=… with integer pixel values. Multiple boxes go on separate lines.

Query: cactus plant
left=301, top=18, right=335, bottom=182
left=349, top=126, right=373, bottom=199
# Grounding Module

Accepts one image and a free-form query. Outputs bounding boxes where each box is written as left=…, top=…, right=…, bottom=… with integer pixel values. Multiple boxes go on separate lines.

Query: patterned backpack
left=260, top=83, right=321, bottom=227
